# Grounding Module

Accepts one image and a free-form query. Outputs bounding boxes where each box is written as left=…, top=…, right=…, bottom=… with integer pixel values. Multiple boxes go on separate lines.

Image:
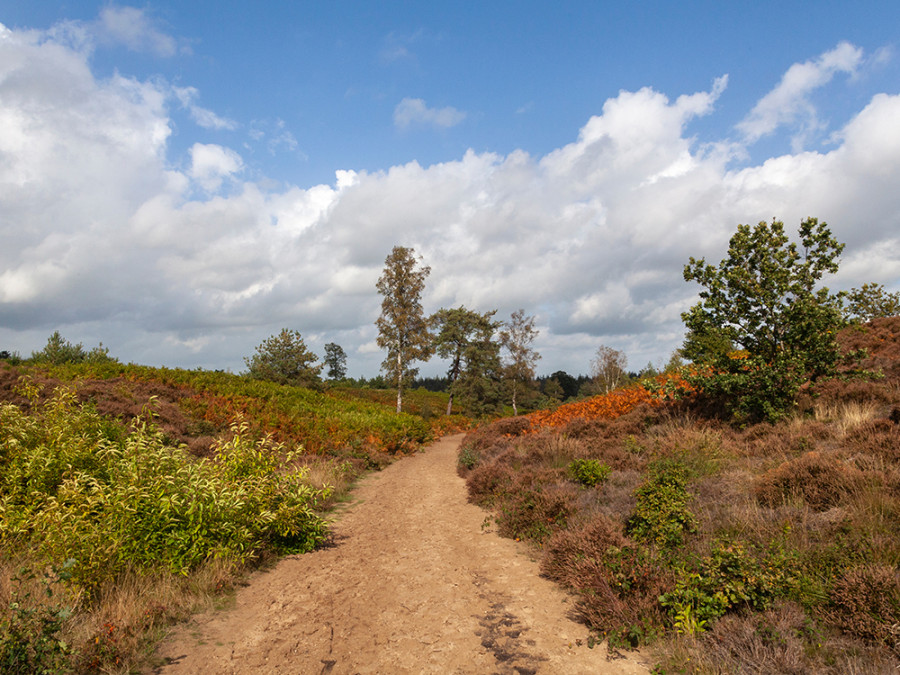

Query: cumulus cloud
left=737, top=42, right=864, bottom=148
left=394, top=98, right=466, bottom=130
left=0, top=23, right=897, bottom=377
left=188, top=143, right=244, bottom=192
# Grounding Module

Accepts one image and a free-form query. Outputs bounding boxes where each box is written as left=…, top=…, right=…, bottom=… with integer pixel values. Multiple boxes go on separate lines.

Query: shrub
left=755, top=451, right=863, bottom=511
left=821, top=565, right=900, bottom=651
left=625, top=459, right=697, bottom=548
left=0, top=560, right=75, bottom=674
left=659, top=539, right=798, bottom=635
left=0, top=387, right=329, bottom=595
left=457, top=445, right=480, bottom=472
left=569, top=458, right=611, bottom=487
left=541, top=516, right=671, bottom=646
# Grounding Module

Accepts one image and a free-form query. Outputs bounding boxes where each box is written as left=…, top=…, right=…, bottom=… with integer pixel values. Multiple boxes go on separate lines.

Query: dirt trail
left=149, top=434, right=649, bottom=674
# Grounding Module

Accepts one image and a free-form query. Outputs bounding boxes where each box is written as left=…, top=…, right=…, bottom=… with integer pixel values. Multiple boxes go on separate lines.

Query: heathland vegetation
left=458, top=219, right=900, bottom=673
left=0, top=357, right=463, bottom=673
left=2, top=217, right=898, bottom=673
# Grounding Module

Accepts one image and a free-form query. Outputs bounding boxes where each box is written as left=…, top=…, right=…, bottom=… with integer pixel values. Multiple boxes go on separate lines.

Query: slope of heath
left=148, top=434, right=649, bottom=674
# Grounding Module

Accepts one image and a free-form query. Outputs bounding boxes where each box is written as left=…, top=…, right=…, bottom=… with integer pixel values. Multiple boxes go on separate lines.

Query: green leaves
left=431, top=306, right=503, bottom=416
left=244, top=329, right=322, bottom=388
left=682, top=217, right=845, bottom=422
left=569, top=458, right=611, bottom=487
left=376, top=246, right=433, bottom=412
left=0, top=390, right=329, bottom=595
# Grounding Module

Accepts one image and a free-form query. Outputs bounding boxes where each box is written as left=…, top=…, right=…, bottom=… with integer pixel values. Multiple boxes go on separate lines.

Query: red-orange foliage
left=524, top=373, right=689, bottom=431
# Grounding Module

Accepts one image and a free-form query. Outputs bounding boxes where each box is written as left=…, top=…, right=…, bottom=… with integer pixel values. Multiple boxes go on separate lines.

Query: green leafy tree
left=843, top=282, right=900, bottom=323
left=244, top=329, right=322, bottom=388
left=543, top=376, right=564, bottom=404
left=682, top=217, right=845, bottom=422
left=591, top=345, right=629, bottom=393
left=376, top=246, right=434, bottom=413
left=679, top=313, right=734, bottom=364
left=323, top=342, right=348, bottom=380
left=30, top=331, right=115, bottom=365
left=499, top=309, right=541, bottom=415
left=431, top=307, right=502, bottom=415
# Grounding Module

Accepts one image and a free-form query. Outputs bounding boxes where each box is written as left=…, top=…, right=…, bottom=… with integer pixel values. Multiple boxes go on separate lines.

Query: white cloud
left=188, top=143, right=244, bottom=192
left=0, top=22, right=897, bottom=377
left=173, top=86, right=237, bottom=130
left=737, top=42, right=864, bottom=147
left=394, top=98, right=466, bottom=130
left=97, top=5, right=179, bottom=57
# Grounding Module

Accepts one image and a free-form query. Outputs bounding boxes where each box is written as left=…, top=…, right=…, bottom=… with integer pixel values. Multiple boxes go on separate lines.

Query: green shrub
left=0, top=385, right=329, bottom=595
left=660, top=539, right=798, bottom=635
left=625, top=459, right=697, bottom=548
left=569, top=458, right=611, bottom=487
left=0, top=560, right=75, bottom=674
left=457, top=445, right=480, bottom=470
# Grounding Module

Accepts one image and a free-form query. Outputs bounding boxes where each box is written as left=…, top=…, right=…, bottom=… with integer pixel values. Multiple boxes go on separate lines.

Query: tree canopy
left=244, top=329, right=322, bottom=388
left=31, top=331, right=114, bottom=365
left=591, top=345, right=628, bottom=394
left=432, top=306, right=502, bottom=416
left=375, top=246, right=434, bottom=413
left=842, top=283, right=900, bottom=323
left=323, top=342, right=348, bottom=380
left=499, top=309, right=541, bottom=415
left=682, top=217, right=845, bottom=422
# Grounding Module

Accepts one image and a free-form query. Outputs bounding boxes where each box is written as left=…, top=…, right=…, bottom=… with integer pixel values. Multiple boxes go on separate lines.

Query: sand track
left=148, top=434, right=648, bottom=674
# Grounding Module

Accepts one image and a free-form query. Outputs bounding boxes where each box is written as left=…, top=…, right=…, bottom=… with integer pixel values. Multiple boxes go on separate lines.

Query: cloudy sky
left=1, top=2, right=899, bottom=378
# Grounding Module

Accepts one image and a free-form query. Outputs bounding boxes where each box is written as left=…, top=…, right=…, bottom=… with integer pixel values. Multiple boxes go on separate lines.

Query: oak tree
left=376, top=246, right=434, bottom=413
left=682, top=217, right=844, bottom=422
left=842, top=283, right=900, bottom=323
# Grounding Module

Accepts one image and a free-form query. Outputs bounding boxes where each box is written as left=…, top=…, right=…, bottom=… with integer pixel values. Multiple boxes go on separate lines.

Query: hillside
left=0, top=362, right=465, bottom=673
left=458, top=317, right=900, bottom=673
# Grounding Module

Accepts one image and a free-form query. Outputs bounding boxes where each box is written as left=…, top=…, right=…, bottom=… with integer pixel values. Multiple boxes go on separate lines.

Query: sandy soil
left=148, top=434, right=650, bottom=675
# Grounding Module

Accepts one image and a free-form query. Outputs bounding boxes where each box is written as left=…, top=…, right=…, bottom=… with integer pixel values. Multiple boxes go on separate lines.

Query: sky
left=1, top=2, right=899, bottom=379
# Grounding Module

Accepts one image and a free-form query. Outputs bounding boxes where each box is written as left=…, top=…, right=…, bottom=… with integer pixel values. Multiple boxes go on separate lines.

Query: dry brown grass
left=656, top=601, right=900, bottom=674
left=1, top=554, right=244, bottom=674
left=813, top=400, right=879, bottom=436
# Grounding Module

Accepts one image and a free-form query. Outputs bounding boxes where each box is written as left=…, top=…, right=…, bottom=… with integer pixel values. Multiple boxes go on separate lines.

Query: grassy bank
left=459, top=317, right=900, bottom=673
left=0, top=363, right=459, bottom=673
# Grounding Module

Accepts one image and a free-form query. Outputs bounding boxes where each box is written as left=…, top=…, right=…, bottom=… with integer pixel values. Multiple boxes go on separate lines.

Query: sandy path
left=148, top=434, right=649, bottom=674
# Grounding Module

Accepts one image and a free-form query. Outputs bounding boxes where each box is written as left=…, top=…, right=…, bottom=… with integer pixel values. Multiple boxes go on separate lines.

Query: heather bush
left=821, top=565, right=900, bottom=651
left=755, top=452, right=864, bottom=511
left=541, top=515, right=672, bottom=647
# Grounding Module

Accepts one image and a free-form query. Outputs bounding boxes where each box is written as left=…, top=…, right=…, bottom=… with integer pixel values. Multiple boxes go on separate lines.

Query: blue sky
left=1, top=2, right=899, bottom=378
